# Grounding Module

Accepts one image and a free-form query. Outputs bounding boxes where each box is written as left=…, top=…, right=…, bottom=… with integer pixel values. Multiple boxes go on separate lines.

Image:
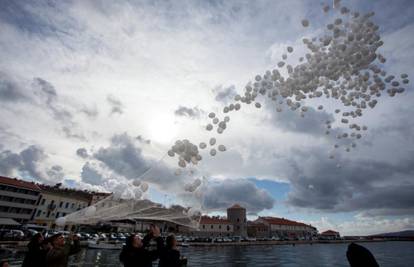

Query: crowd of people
left=2, top=225, right=380, bottom=267
left=14, top=224, right=186, bottom=267
left=21, top=231, right=80, bottom=267
left=119, top=225, right=187, bottom=267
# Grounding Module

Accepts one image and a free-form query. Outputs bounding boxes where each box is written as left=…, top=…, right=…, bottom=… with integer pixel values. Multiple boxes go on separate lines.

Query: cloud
left=202, top=179, right=274, bottom=214
left=0, top=71, right=28, bottom=102
left=80, top=162, right=105, bottom=186
left=107, top=94, right=123, bottom=115
left=0, top=145, right=64, bottom=183
left=285, top=148, right=414, bottom=216
left=76, top=148, right=89, bottom=158
left=214, top=85, right=237, bottom=103
left=265, top=99, right=335, bottom=136
left=93, top=133, right=150, bottom=178
left=174, top=106, right=203, bottom=118
left=309, top=215, right=414, bottom=236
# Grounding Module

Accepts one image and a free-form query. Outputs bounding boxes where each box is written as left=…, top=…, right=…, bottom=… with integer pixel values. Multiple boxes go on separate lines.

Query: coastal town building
left=320, top=230, right=340, bottom=240
left=0, top=176, right=41, bottom=224
left=227, top=204, right=247, bottom=237
left=247, top=222, right=269, bottom=238
left=32, top=184, right=91, bottom=229
left=254, top=217, right=318, bottom=239
left=89, top=192, right=112, bottom=205
left=195, top=216, right=234, bottom=237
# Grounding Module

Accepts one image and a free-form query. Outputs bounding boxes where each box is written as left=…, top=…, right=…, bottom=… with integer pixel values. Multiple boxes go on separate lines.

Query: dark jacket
left=120, top=236, right=164, bottom=267
left=346, top=243, right=379, bottom=267
left=46, top=239, right=80, bottom=267
left=22, top=242, right=47, bottom=267
left=159, top=248, right=186, bottom=267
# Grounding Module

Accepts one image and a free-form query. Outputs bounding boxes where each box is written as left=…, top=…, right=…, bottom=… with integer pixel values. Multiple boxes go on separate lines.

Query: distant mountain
left=370, top=230, right=414, bottom=237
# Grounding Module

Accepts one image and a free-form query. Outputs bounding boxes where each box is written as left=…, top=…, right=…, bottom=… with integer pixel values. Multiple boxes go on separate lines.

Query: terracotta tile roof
left=228, top=203, right=245, bottom=210
left=39, top=184, right=92, bottom=201
left=0, top=176, right=41, bottom=191
left=200, top=216, right=231, bottom=225
left=321, top=230, right=339, bottom=235
left=259, top=216, right=312, bottom=227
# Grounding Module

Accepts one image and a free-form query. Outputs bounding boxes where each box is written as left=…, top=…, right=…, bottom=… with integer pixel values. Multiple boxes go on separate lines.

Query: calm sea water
left=9, top=241, right=414, bottom=267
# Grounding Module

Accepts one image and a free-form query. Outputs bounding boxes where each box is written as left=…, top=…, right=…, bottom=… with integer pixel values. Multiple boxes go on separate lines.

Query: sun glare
left=147, top=114, right=178, bottom=144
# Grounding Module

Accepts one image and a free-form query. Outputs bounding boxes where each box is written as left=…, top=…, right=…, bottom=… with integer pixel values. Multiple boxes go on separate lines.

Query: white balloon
left=218, top=145, right=226, bottom=152
left=209, top=138, right=216, bottom=146
left=301, top=19, right=309, bottom=27
left=210, top=149, right=217, bottom=156
left=208, top=112, right=215, bottom=118
left=199, top=142, right=207, bottom=149
left=132, top=180, right=141, bottom=187
left=167, top=150, right=175, bottom=157
left=140, top=182, right=149, bottom=192
left=206, top=124, right=213, bottom=131
left=56, top=217, right=66, bottom=226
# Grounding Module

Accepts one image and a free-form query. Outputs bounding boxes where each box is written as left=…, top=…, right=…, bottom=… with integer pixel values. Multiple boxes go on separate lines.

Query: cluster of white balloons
left=168, top=139, right=202, bottom=168
left=169, top=0, right=409, bottom=168
left=184, top=178, right=202, bottom=192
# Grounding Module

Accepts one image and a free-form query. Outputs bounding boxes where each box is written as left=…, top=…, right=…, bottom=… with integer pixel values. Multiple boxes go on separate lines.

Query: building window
left=202, top=225, right=205, bottom=229
left=56, top=212, right=60, bottom=218
left=59, top=201, right=63, bottom=208
left=36, top=210, right=41, bottom=217
left=211, top=225, right=213, bottom=229
left=46, top=211, right=51, bottom=218
left=219, top=225, right=222, bottom=229
left=41, top=199, right=46, bottom=205
left=227, top=225, right=230, bottom=231
left=65, top=202, right=69, bottom=209
left=237, top=218, right=240, bottom=222
left=71, top=203, right=75, bottom=209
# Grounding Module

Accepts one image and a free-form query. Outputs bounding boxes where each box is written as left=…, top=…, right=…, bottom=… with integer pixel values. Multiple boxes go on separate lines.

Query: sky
left=1, top=0, right=414, bottom=236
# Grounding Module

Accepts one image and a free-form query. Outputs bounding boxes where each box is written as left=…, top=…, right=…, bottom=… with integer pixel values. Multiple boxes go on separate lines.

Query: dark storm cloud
left=92, top=133, right=150, bottom=179
left=107, top=94, right=123, bottom=115
left=87, top=133, right=187, bottom=191
left=174, top=106, right=203, bottom=118
left=270, top=105, right=335, bottom=136
left=76, top=148, right=89, bottom=159
left=202, top=179, right=274, bottom=214
left=285, top=148, right=414, bottom=216
left=214, top=85, right=237, bottom=103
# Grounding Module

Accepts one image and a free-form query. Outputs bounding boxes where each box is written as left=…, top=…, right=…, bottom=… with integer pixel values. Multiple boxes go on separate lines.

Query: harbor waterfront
left=5, top=241, right=414, bottom=267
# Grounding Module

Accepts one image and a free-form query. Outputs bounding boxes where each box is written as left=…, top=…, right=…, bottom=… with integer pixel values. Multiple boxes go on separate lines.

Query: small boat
left=88, top=240, right=123, bottom=250
left=180, top=242, right=190, bottom=247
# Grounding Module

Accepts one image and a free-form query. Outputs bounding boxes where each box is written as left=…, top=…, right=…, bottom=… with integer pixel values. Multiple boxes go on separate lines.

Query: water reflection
left=8, top=241, right=414, bottom=267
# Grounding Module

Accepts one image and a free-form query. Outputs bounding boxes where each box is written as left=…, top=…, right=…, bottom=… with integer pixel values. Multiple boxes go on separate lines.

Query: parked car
left=4, top=230, right=25, bottom=240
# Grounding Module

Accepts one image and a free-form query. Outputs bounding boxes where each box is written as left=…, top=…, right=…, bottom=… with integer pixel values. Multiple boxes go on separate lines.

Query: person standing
left=22, top=233, right=48, bottom=267
left=158, top=235, right=187, bottom=267
left=46, top=233, right=80, bottom=267
left=120, top=225, right=164, bottom=267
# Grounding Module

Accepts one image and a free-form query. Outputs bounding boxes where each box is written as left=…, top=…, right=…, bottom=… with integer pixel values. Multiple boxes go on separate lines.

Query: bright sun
left=147, top=114, right=178, bottom=144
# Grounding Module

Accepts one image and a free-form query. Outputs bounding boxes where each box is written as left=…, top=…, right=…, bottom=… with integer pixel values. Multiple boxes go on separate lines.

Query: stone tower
left=227, top=204, right=247, bottom=237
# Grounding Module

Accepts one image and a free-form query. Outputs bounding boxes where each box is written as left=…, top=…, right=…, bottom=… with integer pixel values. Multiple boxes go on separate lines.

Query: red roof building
left=0, top=176, right=41, bottom=191
left=0, top=176, right=41, bottom=223
left=321, top=230, right=340, bottom=236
